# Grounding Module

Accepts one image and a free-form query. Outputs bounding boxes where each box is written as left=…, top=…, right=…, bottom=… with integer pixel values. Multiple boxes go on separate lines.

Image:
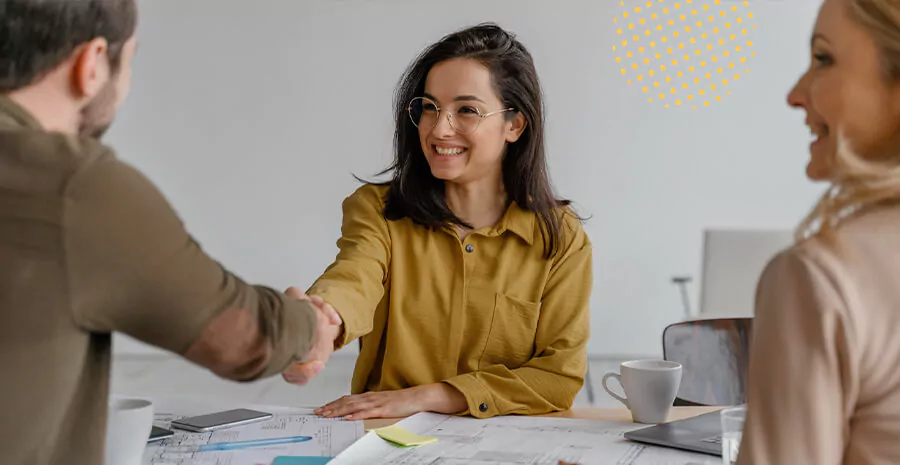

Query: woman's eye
left=813, top=52, right=833, bottom=66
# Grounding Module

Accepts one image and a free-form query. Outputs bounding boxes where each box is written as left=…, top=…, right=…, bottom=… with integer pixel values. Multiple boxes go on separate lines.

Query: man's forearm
left=183, top=307, right=272, bottom=381
left=183, top=292, right=319, bottom=382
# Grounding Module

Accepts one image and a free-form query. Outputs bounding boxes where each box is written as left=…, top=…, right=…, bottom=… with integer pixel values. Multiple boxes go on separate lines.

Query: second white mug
left=105, top=398, right=154, bottom=465
left=602, top=360, right=682, bottom=424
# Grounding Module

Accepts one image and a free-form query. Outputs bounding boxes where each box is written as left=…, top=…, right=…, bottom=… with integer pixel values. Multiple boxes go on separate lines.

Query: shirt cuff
left=257, top=297, right=318, bottom=379
left=444, top=373, right=497, bottom=419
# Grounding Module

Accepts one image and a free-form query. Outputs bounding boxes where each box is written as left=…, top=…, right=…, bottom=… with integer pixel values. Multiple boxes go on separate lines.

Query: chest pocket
left=480, top=293, right=541, bottom=369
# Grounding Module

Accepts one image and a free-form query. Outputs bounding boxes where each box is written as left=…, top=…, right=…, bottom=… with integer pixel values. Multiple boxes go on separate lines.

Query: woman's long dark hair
left=373, top=22, right=574, bottom=259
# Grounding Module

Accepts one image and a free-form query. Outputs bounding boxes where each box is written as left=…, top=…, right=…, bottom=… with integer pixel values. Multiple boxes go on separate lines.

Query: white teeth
left=435, top=146, right=465, bottom=155
left=809, top=126, right=827, bottom=141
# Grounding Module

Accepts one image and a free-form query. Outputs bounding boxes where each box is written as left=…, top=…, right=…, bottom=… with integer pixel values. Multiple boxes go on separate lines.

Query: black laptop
left=624, top=410, right=723, bottom=456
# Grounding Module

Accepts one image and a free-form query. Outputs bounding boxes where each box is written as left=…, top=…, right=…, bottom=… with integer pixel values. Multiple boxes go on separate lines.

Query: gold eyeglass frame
left=407, top=96, right=516, bottom=135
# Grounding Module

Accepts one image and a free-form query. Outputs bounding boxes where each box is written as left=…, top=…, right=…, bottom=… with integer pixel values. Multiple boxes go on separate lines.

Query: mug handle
left=602, top=373, right=628, bottom=407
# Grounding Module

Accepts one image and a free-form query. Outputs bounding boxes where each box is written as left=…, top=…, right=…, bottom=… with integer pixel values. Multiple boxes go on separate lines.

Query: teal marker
left=164, top=435, right=313, bottom=453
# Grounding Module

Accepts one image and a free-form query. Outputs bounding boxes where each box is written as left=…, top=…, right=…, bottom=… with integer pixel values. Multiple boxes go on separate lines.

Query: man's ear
left=71, top=37, right=111, bottom=99
left=505, top=112, right=527, bottom=143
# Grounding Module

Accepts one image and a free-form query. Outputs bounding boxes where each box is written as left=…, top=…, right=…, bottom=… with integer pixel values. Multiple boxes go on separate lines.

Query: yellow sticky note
left=374, top=424, right=437, bottom=447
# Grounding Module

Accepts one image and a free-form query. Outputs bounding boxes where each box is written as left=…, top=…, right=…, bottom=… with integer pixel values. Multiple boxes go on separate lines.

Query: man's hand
left=281, top=287, right=342, bottom=385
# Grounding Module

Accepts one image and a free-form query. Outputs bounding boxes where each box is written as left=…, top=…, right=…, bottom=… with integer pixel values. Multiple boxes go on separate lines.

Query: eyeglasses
left=407, top=96, right=515, bottom=135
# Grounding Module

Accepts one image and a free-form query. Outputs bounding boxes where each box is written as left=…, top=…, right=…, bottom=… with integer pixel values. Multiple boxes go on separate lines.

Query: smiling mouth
left=809, top=124, right=829, bottom=144
left=433, top=145, right=468, bottom=157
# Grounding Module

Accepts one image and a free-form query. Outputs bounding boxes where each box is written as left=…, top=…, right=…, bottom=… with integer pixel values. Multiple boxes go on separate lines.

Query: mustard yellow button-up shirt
left=308, top=184, right=592, bottom=418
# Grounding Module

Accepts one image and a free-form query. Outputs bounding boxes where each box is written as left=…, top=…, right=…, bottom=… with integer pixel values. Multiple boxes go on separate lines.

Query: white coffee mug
left=602, top=360, right=682, bottom=424
left=105, top=398, right=154, bottom=465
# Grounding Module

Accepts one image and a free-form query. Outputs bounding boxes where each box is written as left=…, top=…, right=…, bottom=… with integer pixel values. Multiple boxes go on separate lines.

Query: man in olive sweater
left=0, top=1, right=339, bottom=463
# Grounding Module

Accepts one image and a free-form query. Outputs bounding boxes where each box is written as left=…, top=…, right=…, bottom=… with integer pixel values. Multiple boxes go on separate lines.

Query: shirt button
left=479, top=403, right=489, bottom=413
left=465, top=244, right=475, bottom=253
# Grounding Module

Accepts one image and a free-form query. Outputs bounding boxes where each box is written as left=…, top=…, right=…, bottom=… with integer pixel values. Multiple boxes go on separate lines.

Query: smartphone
left=170, top=409, right=273, bottom=433
left=148, top=426, right=174, bottom=443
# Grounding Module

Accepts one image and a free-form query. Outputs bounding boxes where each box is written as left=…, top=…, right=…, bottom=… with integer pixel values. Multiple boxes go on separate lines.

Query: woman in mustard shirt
left=284, top=23, right=593, bottom=420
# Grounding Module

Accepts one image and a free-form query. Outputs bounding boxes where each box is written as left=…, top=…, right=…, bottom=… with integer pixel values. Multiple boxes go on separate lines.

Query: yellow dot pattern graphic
left=614, top=0, right=757, bottom=109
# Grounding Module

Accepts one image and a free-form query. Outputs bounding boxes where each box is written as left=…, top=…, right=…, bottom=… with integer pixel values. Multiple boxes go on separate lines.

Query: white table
left=138, top=395, right=722, bottom=465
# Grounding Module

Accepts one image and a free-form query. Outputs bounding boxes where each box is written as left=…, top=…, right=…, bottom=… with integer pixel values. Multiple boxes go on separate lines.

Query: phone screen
left=175, top=409, right=271, bottom=428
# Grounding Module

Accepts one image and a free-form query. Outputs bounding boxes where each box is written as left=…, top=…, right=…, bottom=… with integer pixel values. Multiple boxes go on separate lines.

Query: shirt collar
left=490, top=201, right=536, bottom=245
left=0, top=94, right=44, bottom=131
left=440, top=201, right=535, bottom=245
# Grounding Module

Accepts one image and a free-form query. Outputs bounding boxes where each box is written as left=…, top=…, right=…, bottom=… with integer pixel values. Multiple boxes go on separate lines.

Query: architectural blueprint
left=330, top=412, right=719, bottom=465
left=142, top=400, right=364, bottom=465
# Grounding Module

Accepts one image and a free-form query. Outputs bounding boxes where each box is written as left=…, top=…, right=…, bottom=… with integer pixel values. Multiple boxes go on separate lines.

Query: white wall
left=108, top=0, right=823, bottom=358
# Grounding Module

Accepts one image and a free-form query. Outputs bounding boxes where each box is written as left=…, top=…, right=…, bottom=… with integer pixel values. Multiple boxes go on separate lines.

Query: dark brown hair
left=0, top=0, right=138, bottom=92
left=374, top=22, right=576, bottom=259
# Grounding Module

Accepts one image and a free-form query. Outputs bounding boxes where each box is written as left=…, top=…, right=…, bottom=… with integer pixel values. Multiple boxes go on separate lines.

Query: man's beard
left=78, top=78, right=118, bottom=140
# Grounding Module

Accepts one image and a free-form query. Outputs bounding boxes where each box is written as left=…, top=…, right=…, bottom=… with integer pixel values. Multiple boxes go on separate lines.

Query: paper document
left=143, top=402, right=363, bottom=465
left=271, top=457, right=332, bottom=465
left=330, top=412, right=720, bottom=465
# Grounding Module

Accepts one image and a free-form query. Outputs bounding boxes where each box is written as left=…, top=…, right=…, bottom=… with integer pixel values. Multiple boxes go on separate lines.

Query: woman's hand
left=315, top=383, right=467, bottom=420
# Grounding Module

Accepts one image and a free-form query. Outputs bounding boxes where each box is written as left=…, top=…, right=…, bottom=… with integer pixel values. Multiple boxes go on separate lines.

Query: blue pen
left=163, top=435, right=313, bottom=453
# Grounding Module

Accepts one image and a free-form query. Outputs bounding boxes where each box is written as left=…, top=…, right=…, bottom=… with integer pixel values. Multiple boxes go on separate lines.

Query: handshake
left=280, top=287, right=343, bottom=386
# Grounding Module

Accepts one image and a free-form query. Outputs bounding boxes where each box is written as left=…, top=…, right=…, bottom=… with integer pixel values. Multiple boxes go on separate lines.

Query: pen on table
left=162, top=435, right=313, bottom=453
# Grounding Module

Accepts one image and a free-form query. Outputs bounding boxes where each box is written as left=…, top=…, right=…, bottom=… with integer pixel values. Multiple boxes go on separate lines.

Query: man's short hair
left=0, top=0, right=138, bottom=92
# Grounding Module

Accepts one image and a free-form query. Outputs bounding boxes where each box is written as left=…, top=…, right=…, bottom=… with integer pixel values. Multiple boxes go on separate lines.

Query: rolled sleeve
left=252, top=288, right=319, bottom=379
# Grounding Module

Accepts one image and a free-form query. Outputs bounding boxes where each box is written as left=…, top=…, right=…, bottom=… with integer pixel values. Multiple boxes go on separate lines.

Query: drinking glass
left=720, top=405, right=746, bottom=465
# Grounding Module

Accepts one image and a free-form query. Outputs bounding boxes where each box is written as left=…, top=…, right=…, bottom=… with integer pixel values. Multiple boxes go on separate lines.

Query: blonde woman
left=737, top=0, right=900, bottom=464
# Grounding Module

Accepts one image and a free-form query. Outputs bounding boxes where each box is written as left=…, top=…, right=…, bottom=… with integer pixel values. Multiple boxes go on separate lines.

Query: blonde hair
left=797, top=0, right=900, bottom=241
